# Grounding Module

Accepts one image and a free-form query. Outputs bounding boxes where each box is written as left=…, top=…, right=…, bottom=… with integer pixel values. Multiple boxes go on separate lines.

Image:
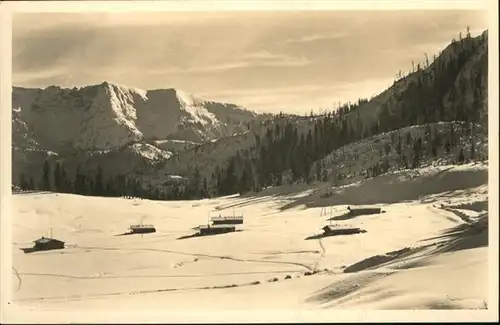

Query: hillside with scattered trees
left=13, top=29, right=488, bottom=201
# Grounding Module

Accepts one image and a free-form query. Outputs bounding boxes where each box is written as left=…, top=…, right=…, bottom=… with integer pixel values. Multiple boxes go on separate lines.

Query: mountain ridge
left=11, top=30, right=488, bottom=200
left=12, top=81, right=267, bottom=152
left=12, top=81, right=260, bottom=114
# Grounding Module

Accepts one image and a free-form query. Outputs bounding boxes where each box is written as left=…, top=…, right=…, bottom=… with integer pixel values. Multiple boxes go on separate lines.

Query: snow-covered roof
left=33, top=237, right=64, bottom=244
left=211, top=215, right=244, bottom=221
left=198, top=224, right=236, bottom=230
left=129, top=224, right=155, bottom=229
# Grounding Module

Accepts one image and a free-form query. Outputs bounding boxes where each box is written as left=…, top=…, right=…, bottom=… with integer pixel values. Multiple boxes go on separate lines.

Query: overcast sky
left=12, top=10, right=488, bottom=114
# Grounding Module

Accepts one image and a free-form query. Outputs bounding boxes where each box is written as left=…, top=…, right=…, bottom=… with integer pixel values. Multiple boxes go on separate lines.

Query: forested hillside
left=14, top=29, right=488, bottom=201
left=160, top=28, right=488, bottom=200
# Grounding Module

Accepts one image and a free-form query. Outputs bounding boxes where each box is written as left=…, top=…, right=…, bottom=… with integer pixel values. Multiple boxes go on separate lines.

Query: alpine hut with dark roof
left=33, top=236, right=65, bottom=251
left=210, top=214, right=244, bottom=225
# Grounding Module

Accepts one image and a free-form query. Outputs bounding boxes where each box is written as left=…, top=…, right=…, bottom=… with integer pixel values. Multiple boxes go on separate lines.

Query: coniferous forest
left=15, top=29, right=488, bottom=201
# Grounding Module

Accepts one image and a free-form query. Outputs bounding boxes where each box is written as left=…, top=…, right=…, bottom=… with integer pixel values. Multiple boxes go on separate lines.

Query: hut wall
left=212, top=219, right=244, bottom=225
left=131, top=227, right=156, bottom=234
left=35, top=240, right=64, bottom=250
left=199, top=226, right=236, bottom=235
left=349, top=208, right=381, bottom=216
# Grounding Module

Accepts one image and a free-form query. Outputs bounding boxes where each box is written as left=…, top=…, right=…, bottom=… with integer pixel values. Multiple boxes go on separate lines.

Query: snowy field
left=4, top=162, right=494, bottom=322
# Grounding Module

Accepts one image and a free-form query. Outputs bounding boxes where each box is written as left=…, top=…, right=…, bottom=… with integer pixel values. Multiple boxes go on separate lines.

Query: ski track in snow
left=15, top=279, right=266, bottom=303
left=313, top=237, right=326, bottom=272
left=66, top=245, right=315, bottom=271
left=17, top=269, right=302, bottom=281
left=10, top=163, right=490, bottom=311
left=12, top=266, right=22, bottom=292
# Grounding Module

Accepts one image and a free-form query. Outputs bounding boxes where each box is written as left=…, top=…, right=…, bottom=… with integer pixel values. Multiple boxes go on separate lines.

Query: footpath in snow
left=4, top=163, right=493, bottom=322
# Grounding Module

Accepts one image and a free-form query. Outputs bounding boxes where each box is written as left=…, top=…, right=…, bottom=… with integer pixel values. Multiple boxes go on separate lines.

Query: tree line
left=201, top=30, right=487, bottom=197
left=16, top=29, right=488, bottom=200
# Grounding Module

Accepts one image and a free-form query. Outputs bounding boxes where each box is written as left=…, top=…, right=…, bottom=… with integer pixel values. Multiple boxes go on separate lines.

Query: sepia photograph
left=0, top=0, right=498, bottom=323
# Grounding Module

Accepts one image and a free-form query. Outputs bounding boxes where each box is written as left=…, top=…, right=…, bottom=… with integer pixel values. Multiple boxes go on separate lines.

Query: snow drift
left=5, top=163, right=491, bottom=323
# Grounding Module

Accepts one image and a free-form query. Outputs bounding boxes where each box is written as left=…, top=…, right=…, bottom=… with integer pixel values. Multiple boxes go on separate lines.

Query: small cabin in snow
left=211, top=215, right=244, bottom=225
left=346, top=206, right=382, bottom=216
left=322, top=224, right=366, bottom=236
left=198, top=224, right=236, bottom=235
left=33, top=237, right=65, bottom=251
left=129, top=224, right=156, bottom=234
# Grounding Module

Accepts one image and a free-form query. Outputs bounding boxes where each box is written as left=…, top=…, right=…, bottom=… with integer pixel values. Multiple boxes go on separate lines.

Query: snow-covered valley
left=6, top=162, right=491, bottom=322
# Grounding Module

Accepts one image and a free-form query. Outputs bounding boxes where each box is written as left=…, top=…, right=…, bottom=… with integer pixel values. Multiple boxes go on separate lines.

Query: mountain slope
left=169, top=30, right=488, bottom=198
left=12, top=82, right=264, bottom=151
left=12, top=83, right=270, bottom=188
left=353, top=30, right=488, bottom=135
left=11, top=30, right=489, bottom=200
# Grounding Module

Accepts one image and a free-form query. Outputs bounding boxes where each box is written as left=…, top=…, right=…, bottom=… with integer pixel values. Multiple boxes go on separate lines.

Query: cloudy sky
left=12, top=9, right=488, bottom=114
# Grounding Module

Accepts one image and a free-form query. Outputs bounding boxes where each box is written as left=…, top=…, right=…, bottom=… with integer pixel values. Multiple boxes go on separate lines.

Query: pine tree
left=381, top=157, right=390, bottom=174
left=315, top=162, right=322, bottom=182
left=54, top=163, right=62, bottom=192
left=223, top=158, right=237, bottom=195
left=444, top=139, right=451, bottom=154
left=191, top=167, right=201, bottom=198
left=321, top=166, right=328, bottom=182
left=412, top=137, right=423, bottom=169
left=74, top=165, right=86, bottom=195
left=94, top=166, right=104, bottom=196
left=202, top=177, right=208, bottom=198
left=402, top=154, right=409, bottom=169
left=470, top=123, right=476, bottom=161
left=42, top=160, right=51, bottom=191
left=431, top=133, right=439, bottom=157
left=28, top=177, right=35, bottom=190
left=19, top=173, right=30, bottom=190
left=450, top=123, right=455, bottom=147
left=60, top=165, right=70, bottom=193
left=384, top=143, right=391, bottom=156
left=405, top=132, right=412, bottom=146
left=457, top=148, right=465, bottom=164
left=395, top=135, right=403, bottom=160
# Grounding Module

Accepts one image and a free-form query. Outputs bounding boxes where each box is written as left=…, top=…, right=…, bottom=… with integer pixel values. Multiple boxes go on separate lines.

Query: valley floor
left=4, top=162, right=493, bottom=322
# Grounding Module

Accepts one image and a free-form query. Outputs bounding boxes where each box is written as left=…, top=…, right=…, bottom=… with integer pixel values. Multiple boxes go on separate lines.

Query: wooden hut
left=211, top=215, right=244, bottom=225
left=322, top=224, right=365, bottom=236
left=347, top=206, right=382, bottom=216
left=129, top=224, right=156, bottom=234
left=198, top=224, right=236, bottom=235
left=32, top=237, right=65, bottom=251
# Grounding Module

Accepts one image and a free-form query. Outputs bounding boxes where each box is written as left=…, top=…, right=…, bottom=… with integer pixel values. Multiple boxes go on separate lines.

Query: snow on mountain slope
left=141, top=116, right=317, bottom=187
left=311, top=121, right=488, bottom=188
left=11, top=82, right=269, bottom=186
left=12, top=110, right=39, bottom=149
left=12, top=82, right=265, bottom=152
left=129, top=143, right=173, bottom=161
left=6, top=163, right=491, bottom=322
left=175, top=89, right=218, bottom=126
left=152, top=139, right=198, bottom=153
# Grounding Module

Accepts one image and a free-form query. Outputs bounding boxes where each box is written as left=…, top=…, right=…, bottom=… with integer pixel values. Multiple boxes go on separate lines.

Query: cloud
left=197, top=76, right=394, bottom=113
left=12, top=12, right=239, bottom=32
left=241, top=50, right=310, bottom=65
left=196, top=51, right=311, bottom=71
left=11, top=10, right=489, bottom=114
left=141, top=51, right=311, bottom=74
left=14, top=67, right=71, bottom=87
left=283, top=33, right=346, bottom=45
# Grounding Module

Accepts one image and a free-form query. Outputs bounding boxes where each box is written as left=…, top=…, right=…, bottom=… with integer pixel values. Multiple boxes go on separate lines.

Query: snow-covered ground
left=3, top=163, right=494, bottom=322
